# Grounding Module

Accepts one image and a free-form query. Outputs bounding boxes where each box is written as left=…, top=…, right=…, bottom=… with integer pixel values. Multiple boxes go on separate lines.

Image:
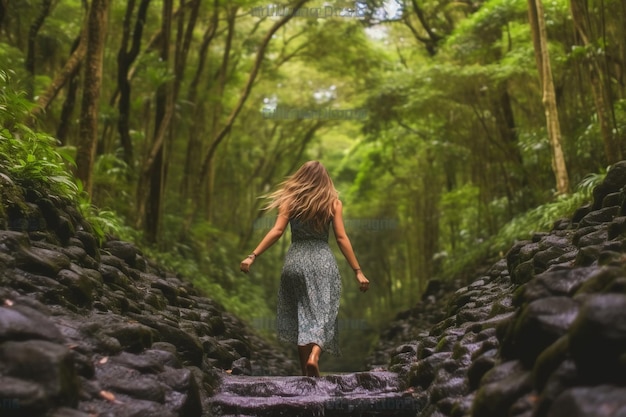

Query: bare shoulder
left=332, top=198, right=343, bottom=213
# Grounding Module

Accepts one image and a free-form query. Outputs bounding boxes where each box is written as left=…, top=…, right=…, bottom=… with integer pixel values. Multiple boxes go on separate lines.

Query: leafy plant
left=0, top=70, right=78, bottom=199
left=440, top=169, right=607, bottom=279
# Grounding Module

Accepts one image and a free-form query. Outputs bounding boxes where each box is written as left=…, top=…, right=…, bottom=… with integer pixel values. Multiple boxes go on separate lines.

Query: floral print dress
left=276, top=217, right=342, bottom=356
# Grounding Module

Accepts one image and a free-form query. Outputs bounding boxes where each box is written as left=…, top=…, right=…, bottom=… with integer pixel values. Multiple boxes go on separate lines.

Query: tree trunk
left=55, top=35, right=83, bottom=144
left=196, top=0, right=310, bottom=220
left=200, top=5, right=237, bottom=223
left=30, top=18, right=88, bottom=121
left=25, top=0, right=53, bottom=99
left=56, top=62, right=81, bottom=144
left=180, top=9, right=218, bottom=200
left=76, top=0, right=109, bottom=196
left=117, top=0, right=151, bottom=167
left=136, top=0, right=173, bottom=243
left=570, top=0, right=622, bottom=164
left=0, top=0, right=6, bottom=34
left=528, top=0, right=569, bottom=194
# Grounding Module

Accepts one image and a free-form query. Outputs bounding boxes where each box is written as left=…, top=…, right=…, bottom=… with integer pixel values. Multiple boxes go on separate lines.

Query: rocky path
left=0, top=189, right=298, bottom=417
left=367, top=162, right=626, bottom=417
left=208, top=371, right=423, bottom=417
left=3, top=160, right=626, bottom=417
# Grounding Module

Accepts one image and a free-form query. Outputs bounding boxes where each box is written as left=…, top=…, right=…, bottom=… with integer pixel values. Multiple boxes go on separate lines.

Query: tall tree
left=570, top=0, right=622, bottom=164
left=25, top=0, right=53, bottom=99
left=137, top=0, right=173, bottom=243
left=116, top=0, right=151, bottom=166
left=76, top=0, right=109, bottom=195
left=528, top=0, right=570, bottom=194
left=196, top=0, right=311, bottom=222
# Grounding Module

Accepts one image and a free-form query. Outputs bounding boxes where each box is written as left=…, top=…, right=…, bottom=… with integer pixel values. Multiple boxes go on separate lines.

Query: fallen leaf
left=99, top=390, right=116, bottom=402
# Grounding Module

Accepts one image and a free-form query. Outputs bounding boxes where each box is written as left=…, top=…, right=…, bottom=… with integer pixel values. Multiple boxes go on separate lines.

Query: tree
left=25, top=0, right=53, bottom=99
left=194, top=0, right=311, bottom=222
left=76, top=0, right=110, bottom=195
left=570, top=0, right=623, bottom=164
left=116, top=0, right=151, bottom=166
left=528, top=0, right=570, bottom=194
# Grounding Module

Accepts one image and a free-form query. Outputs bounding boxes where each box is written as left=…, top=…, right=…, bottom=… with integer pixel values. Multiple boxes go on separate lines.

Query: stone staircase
left=208, top=371, right=424, bottom=416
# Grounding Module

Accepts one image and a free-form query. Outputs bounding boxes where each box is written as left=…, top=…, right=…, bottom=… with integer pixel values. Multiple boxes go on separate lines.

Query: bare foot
left=306, top=355, right=320, bottom=377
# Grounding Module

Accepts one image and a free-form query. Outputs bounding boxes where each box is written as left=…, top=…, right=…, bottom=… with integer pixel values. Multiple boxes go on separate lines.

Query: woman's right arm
left=332, top=199, right=369, bottom=292
left=240, top=207, right=289, bottom=273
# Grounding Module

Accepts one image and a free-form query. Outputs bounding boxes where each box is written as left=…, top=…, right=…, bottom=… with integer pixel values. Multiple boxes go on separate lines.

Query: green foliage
left=143, top=218, right=275, bottom=323
left=0, top=71, right=77, bottom=198
left=440, top=169, right=607, bottom=279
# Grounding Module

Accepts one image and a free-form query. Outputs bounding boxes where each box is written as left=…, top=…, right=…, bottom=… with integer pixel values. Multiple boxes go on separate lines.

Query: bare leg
left=297, top=345, right=313, bottom=376
left=306, top=344, right=321, bottom=377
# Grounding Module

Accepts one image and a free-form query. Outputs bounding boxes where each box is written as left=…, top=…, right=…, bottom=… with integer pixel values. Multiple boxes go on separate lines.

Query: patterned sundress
left=276, top=217, right=342, bottom=356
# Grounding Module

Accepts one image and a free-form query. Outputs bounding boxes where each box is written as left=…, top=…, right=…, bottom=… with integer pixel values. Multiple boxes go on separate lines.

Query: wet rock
left=75, top=231, right=99, bottom=260
left=368, top=162, right=626, bottom=417
left=18, top=247, right=71, bottom=276
left=592, top=161, right=626, bottom=209
left=0, top=340, right=78, bottom=407
left=101, top=320, right=155, bottom=353
left=0, top=181, right=299, bottom=417
left=96, top=362, right=166, bottom=403
left=579, top=206, right=620, bottom=227
left=0, top=305, right=64, bottom=342
left=520, top=267, right=595, bottom=303
left=607, top=216, right=626, bottom=239
left=548, top=385, right=626, bottom=417
left=568, top=293, right=626, bottom=384
left=471, top=361, right=532, bottom=417
left=534, top=359, right=579, bottom=416
left=467, top=349, right=497, bottom=390
left=502, top=297, right=579, bottom=366
left=102, top=240, right=140, bottom=269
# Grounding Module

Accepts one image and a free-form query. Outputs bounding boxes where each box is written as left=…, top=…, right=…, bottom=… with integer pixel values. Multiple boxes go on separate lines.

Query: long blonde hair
left=265, top=161, right=338, bottom=231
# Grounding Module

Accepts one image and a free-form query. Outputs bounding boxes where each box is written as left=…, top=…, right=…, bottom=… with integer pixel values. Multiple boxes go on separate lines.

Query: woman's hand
left=240, top=256, right=254, bottom=273
left=355, top=271, right=369, bottom=292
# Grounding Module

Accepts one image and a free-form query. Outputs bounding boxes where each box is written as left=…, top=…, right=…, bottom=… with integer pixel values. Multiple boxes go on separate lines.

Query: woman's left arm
left=240, top=210, right=289, bottom=273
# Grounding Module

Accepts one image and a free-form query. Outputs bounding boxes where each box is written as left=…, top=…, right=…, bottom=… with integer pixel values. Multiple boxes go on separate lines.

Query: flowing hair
left=264, top=161, right=338, bottom=231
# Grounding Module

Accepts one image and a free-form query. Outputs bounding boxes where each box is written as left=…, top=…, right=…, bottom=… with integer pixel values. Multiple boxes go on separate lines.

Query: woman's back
left=289, top=217, right=330, bottom=242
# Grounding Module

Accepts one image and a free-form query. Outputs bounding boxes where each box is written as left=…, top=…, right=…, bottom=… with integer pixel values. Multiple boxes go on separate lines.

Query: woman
left=240, top=161, right=369, bottom=377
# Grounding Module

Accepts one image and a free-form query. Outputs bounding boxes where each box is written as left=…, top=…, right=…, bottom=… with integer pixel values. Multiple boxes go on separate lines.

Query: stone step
left=208, top=372, right=424, bottom=416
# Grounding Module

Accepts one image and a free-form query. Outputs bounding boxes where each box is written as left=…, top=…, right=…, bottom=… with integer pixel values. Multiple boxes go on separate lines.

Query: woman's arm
left=240, top=209, right=289, bottom=273
left=332, top=199, right=369, bottom=292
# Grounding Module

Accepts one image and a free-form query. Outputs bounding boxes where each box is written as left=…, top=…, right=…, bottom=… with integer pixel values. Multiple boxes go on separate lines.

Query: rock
left=520, top=267, right=595, bottom=303
left=579, top=206, right=620, bottom=227
left=501, top=297, right=579, bottom=367
left=471, top=362, right=532, bottom=417
left=548, top=385, right=626, bottom=417
left=568, top=293, right=626, bottom=384
left=0, top=340, right=78, bottom=408
left=0, top=180, right=303, bottom=417
left=0, top=305, right=64, bottom=342
left=102, top=240, right=139, bottom=268
left=0, top=375, right=47, bottom=416
left=592, top=161, right=626, bottom=210
left=101, top=320, right=155, bottom=353
left=18, top=247, right=71, bottom=276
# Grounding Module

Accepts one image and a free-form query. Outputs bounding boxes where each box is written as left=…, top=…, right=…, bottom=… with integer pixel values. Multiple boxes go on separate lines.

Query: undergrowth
left=441, top=171, right=607, bottom=280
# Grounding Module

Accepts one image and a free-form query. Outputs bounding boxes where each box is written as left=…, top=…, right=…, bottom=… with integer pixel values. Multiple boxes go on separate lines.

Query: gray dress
left=276, top=217, right=342, bottom=356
